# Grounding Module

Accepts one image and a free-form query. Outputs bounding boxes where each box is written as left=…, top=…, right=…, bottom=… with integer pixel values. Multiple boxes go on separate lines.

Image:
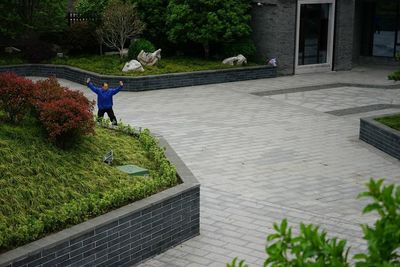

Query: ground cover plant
left=389, top=53, right=400, bottom=81
left=0, top=54, right=257, bottom=76
left=0, top=74, right=178, bottom=252
left=228, top=179, right=400, bottom=267
left=0, top=53, right=25, bottom=65
left=49, top=55, right=255, bottom=76
left=376, top=114, right=400, bottom=131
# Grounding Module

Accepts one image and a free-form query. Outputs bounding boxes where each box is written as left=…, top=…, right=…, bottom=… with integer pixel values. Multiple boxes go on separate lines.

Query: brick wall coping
left=0, top=64, right=277, bottom=91
left=360, top=113, right=400, bottom=161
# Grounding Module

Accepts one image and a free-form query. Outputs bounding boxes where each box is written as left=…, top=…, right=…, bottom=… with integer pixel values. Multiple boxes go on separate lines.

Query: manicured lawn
left=0, top=53, right=25, bottom=65
left=50, top=55, right=256, bottom=76
left=0, top=53, right=257, bottom=76
left=0, top=113, right=177, bottom=251
left=376, top=114, right=400, bottom=131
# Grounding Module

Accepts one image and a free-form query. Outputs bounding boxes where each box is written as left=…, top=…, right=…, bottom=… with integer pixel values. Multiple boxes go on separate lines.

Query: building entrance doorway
left=295, top=0, right=336, bottom=74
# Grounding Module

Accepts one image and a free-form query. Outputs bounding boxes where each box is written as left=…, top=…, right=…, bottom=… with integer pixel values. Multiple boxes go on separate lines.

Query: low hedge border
left=360, top=114, right=400, bottom=160
left=0, top=133, right=200, bottom=267
left=0, top=64, right=277, bottom=91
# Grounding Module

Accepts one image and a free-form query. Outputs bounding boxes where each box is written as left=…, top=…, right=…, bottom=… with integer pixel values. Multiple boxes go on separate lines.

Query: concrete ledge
left=0, top=64, right=277, bottom=91
left=360, top=114, right=400, bottom=160
left=0, top=137, right=200, bottom=267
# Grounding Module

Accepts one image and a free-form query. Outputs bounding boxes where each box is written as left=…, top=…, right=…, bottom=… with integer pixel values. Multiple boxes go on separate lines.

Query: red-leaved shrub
left=38, top=98, right=95, bottom=147
left=0, top=72, right=35, bottom=123
left=0, top=73, right=95, bottom=148
left=32, top=77, right=93, bottom=108
left=33, top=77, right=95, bottom=147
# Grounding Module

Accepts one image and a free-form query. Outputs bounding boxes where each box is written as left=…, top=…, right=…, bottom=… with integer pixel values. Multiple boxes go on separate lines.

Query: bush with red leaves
left=38, top=97, right=95, bottom=147
left=0, top=72, right=35, bottom=123
left=0, top=73, right=95, bottom=147
left=33, top=77, right=95, bottom=147
left=32, top=77, right=93, bottom=111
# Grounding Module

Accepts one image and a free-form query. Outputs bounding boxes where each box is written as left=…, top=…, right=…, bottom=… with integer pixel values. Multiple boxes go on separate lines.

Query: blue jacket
left=87, top=82, right=123, bottom=110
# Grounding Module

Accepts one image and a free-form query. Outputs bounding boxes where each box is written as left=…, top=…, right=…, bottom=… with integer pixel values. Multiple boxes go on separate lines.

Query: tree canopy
left=166, top=0, right=252, bottom=57
left=0, top=0, right=68, bottom=39
left=75, top=0, right=109, bottom=18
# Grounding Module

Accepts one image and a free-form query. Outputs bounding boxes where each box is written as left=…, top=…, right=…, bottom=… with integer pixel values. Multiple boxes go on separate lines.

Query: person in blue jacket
left=86, top=78, right=123, bottom=125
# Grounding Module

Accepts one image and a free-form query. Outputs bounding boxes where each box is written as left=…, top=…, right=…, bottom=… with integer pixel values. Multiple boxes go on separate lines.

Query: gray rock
left=222, top=54, right=247, bottom=66
left=122, top=60, right=144, bottom=72
left=137, top=49, right=162, bottom=66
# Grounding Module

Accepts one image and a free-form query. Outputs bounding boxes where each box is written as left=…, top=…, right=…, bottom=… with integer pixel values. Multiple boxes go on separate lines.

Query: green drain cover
left=117, top=165, right=149, bottom=176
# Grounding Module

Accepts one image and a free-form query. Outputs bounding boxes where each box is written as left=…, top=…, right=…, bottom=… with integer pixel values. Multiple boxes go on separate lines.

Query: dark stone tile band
left=251, top=83, right=400, bottom=97
left=0, top=137, right=200, bottom=267
left=326, top=104, right=400, bottom=116
left=360, top=114, right=400, bottom=161
left=0, top=64, right=277, bottom=92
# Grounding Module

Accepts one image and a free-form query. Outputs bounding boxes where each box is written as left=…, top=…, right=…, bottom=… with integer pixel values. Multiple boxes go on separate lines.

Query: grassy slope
left=0, top=115, right=157, bottom=233
left=376, top=114, right=400, bottom=131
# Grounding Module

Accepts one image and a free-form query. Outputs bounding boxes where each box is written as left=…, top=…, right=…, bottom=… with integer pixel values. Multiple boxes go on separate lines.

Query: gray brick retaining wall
left=0, top=64, right=276, bottom=91
left=360, top=115, right=400, bottom=160
left=0, top=137, right=200, bottom=267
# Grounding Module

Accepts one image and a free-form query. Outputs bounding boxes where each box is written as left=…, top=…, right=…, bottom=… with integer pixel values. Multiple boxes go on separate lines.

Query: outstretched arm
left=86, top=78, right=100, bottom=94
left=111, top=81, right=124, bottom=95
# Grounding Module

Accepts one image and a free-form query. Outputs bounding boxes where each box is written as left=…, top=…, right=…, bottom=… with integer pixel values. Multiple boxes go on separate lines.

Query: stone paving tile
left=29, top=67, right=400, bottom=266
left=265, top=86, right=400, bottom=113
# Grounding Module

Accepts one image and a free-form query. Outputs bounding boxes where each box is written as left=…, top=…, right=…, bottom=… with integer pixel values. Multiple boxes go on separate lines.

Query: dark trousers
left=98, top=108, right=117, bottom=124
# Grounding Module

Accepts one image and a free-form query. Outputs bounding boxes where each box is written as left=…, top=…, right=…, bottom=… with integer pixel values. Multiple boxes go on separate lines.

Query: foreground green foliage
left=0, top=115, right=177, bottom=251
left=355, top=179, right=400, bottom=266
left=376, top=114, right=400, bottom=131
left=49, top=55, right=254, bottom=76
left=228, top=179, right=400, bottom=267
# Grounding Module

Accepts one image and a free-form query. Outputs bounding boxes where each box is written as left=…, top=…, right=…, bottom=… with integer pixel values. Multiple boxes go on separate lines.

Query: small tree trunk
left=119, top=43, right=125, bottom=58
left=203, top=42, right=210, bottom=59
left=99, top=43, right=103, bottom=55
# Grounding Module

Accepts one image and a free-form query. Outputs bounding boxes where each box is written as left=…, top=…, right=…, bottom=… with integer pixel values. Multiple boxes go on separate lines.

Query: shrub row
left=0, top=72, right=95, bottom=147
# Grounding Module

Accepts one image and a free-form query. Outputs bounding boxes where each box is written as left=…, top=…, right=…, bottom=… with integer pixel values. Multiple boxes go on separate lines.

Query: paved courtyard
left=31, top=66, right=400, bottom=266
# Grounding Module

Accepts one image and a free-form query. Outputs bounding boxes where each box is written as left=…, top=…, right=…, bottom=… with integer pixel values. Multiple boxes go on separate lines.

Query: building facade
left=252, top=0, right=398, bottom=75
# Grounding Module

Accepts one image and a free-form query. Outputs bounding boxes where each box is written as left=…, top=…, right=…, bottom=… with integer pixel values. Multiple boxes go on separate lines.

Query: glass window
left=298, top=4, right=330, bottom=65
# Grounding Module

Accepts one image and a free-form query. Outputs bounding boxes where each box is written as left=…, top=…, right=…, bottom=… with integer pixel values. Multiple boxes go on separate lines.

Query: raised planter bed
left=0, top=64, right=277, bottom=91
left=0, top=137, right=200, bottom=267
left=360, top=114, right=400, bottom=160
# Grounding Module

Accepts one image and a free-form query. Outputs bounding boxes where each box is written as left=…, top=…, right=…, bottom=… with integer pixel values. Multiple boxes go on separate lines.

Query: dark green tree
left=75, top=0, right=109, bottom=18
left=132, top=0, right=169, bottom=47
left=0, top=0, right=68, bottom=39
left=166, top=0, right=252, bottom=58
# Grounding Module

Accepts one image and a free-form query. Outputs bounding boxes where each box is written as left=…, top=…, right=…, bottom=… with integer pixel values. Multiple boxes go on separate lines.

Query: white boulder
left=122, top=60, right=144, bottom=72
left=4, top=46, right=21, bottom=54
left=267, top=58, right=277, bottom=67
left=222, top=54, right=247, bottom=66
left=137, top=49, right=162, bottom=66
